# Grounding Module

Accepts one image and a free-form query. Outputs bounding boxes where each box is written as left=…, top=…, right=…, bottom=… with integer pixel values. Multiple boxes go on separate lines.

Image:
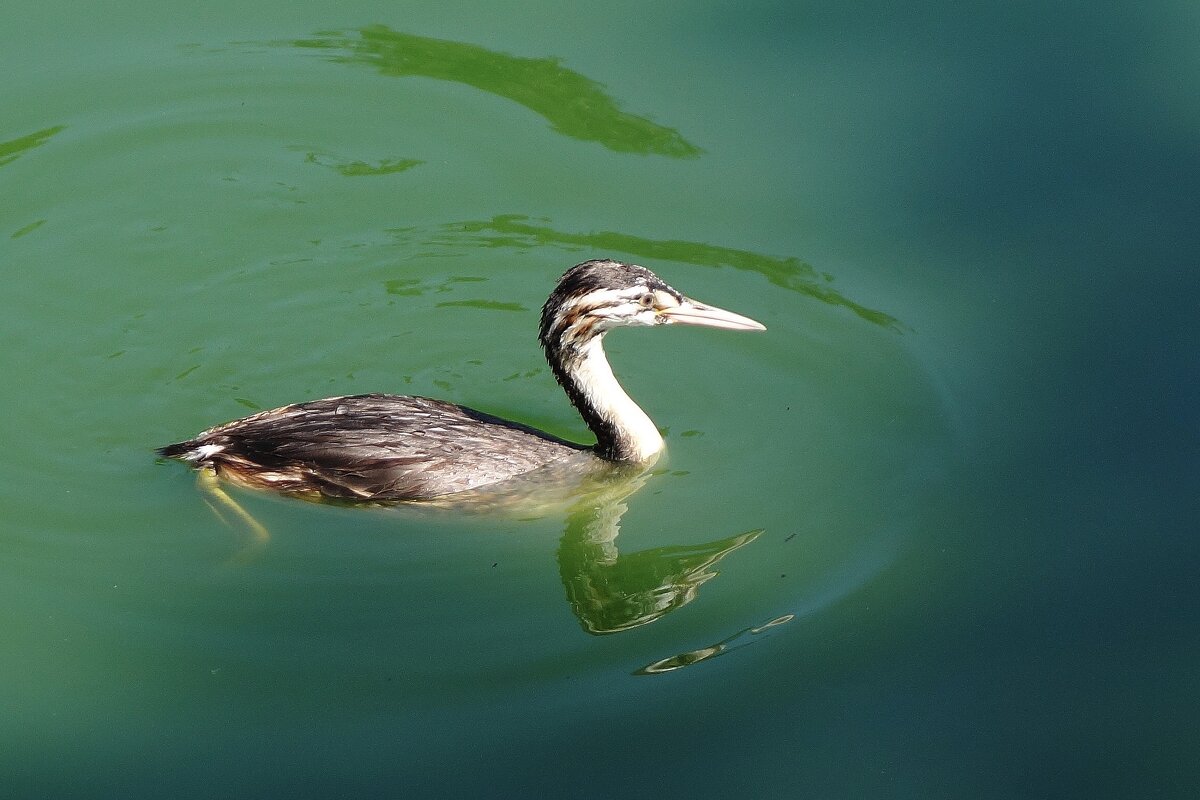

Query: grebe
left=159, top=259, right=765, bottom=501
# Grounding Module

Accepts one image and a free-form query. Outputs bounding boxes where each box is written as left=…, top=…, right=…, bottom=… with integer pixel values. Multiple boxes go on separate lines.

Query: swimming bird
left=158, top=259, right=765, bottom=502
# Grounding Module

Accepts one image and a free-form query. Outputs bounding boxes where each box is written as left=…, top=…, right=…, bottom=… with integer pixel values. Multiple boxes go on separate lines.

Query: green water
left=3, top=2, right=1196, bottom=798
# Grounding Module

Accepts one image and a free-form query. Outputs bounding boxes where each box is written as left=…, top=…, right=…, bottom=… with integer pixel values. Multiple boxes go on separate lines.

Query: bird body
left=159, top=260, right=764, bottom=502
left=159, top=393, right=586, bottom=501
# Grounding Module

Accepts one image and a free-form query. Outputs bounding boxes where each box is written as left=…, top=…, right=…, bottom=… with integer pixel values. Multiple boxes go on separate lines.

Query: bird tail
left=157, top=440, right=199, bottom=459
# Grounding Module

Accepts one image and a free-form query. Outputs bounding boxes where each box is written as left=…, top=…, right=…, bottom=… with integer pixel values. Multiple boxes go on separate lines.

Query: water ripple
left=282, top=26, right=702, bottom=158
left=0, top=124, right=65, bottom=168
left=387, top=214, right=900, bottom=329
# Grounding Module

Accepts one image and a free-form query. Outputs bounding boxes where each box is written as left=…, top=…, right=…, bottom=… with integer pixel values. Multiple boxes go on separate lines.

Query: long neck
left=544, top=333, right=664, bottom=462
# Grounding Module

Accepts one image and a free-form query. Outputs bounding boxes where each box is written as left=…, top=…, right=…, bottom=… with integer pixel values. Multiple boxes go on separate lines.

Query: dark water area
left=2, top=2, right=1196, bottom=798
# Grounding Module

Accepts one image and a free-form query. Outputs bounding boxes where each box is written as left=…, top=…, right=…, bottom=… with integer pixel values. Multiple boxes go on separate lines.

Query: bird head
left=539, top=259, right=765, bottom=351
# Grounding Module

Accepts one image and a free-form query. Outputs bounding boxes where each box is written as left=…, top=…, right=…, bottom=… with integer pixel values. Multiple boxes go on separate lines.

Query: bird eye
left=638, top=292, right=656, bottom=308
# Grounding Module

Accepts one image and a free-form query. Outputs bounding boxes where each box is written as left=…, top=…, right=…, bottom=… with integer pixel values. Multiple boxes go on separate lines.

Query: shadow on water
left=388, top=214, right=900, bottom=329
left=0, top=125, right=65, bottom=168
left=283, top=25, right=701, bottom=158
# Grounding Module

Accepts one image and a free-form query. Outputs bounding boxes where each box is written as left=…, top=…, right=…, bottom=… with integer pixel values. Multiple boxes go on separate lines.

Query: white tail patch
left=188, top=443, right=225, bottom=462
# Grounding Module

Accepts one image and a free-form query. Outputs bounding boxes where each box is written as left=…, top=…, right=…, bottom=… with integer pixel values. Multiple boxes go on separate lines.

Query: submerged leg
left=197, top=467, right=270, bottom=546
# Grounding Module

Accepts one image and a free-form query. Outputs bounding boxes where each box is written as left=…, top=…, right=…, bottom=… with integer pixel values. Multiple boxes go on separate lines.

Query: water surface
left=2, top=2, right=1196, bottom=798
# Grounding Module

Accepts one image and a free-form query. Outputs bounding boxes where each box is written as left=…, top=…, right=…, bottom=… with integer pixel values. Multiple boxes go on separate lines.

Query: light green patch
left=435, top=299, right=527, bottom=312
left=285, top=27, right=701, bottom=158
left=0, top=125, right=65, bottom=167
left=298, top=148, right=423, bottom=176
left=425, top=215, right=901, bottom=330
left=11, top=219, right=46, bottom=239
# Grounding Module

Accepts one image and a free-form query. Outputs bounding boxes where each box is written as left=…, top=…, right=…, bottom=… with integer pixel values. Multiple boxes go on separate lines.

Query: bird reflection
left=633, top=614, right=794, bottom=675
left=426, top=459, right=760, bottom=634
left=554, top=470, right=761, bottom=635
left=203, top=451, right=759, bottom=632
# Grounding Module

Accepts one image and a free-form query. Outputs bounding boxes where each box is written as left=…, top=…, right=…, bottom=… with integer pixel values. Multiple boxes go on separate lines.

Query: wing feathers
left=161, top=393, right=584, bottom=500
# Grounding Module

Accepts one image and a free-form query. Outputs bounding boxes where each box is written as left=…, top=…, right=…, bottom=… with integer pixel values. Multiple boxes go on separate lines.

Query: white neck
left=568, top=335, right=664, bottom=461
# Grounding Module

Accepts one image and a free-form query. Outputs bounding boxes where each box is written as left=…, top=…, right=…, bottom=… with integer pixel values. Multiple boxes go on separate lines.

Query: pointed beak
left=659, top=298, right=766, bottom=331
